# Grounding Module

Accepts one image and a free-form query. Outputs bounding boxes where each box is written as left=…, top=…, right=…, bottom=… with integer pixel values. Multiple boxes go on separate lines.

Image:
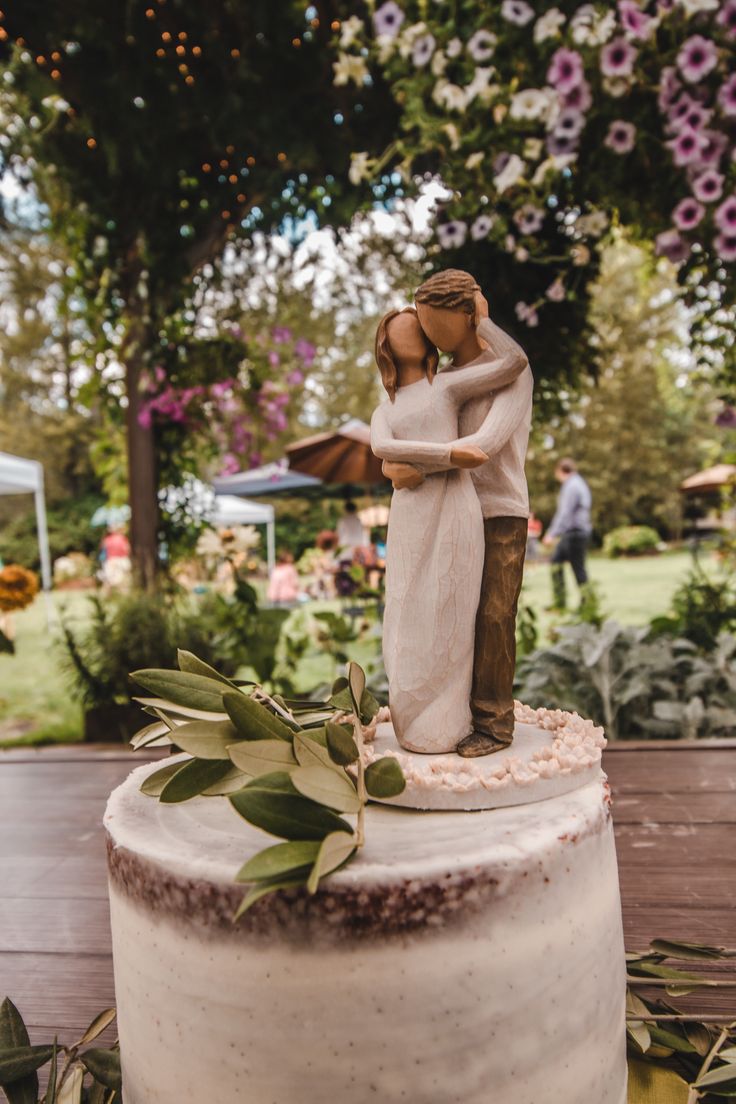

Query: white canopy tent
left=0, top=452, right=51, bottom=590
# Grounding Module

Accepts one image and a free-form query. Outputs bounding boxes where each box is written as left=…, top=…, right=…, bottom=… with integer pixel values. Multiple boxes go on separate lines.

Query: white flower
left=531, top=154, right=575, bottom=186
left=446, top=37, right=463, bottom=57
left=524, top=137, right=544, bottom=160
left=678, top=0, right=718, bottom=13
left=332, top=52, right=368, bottom=86
left=349, top=151, right=374, bottom=185
left=510, top=87, right=556, bottom=121
left=471, top=213, right=495, bottom=239
left=534, top=8, right=566, bottom=44
left=412, top=33, right=436, bottom=67
left=431, top=50, right=448, bottom=76
left=570, top=5, right=615, bottom=46
left=602, top=76, right=630, bottom=98
left=398, top=21, right=429, bottom=58
left=466, top=67, right=496, bottom=104
left=546, top=277, right=566, bottom=301
left=493, top=153, right=525, bottom=193
left=515, top=245, right=530, bottom=262
left=339, top=16, right=364, bottom=48
left=437, top=220, right=468, bottom=248
left=376, top=33, right=398, bottom=63
left=467, top=29, right=497, bottom=61
left=465, top=151, right=485, bottom=170
left=576, top=211, right=609, bottom=238
left=502, top=1, right=535, bottom=26
left=442, top=122, right=461, bottom=149
left=41, top=94, right=71, bottom=113
left=433, top=79, right=468, bottom=112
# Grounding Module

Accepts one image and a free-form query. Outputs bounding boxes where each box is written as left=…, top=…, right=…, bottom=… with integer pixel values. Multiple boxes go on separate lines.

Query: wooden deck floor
left=1, top=741, right=735, bottom=1044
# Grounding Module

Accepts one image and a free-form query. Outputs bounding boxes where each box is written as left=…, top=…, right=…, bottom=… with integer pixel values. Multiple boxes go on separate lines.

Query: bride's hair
left=414, top=269, right=480, bottom=314
left=374, top=307, right=439, bottom=402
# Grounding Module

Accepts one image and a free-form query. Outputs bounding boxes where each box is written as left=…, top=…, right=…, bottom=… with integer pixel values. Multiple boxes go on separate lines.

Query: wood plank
left=0, top=899, right=112, bottom=954
left=612, top=791, right=736, bottom=824
left=613, top=823, right=736, bottom=865
left=604, top=750, right=736, bottom=793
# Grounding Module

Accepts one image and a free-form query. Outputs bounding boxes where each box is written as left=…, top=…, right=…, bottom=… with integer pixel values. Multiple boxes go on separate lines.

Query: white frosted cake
left=104, top=712, right=627, bottom=1104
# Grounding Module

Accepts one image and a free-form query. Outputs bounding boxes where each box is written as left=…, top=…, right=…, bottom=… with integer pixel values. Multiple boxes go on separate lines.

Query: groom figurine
left=383, top=269, right=533, bottom=757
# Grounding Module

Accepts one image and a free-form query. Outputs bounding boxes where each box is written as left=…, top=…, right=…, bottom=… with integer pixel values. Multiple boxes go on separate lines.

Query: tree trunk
left=124, top=319, right=159, bottom=590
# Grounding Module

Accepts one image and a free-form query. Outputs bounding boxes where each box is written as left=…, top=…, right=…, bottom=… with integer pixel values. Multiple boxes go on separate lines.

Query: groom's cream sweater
left=418, top=316, right=533, bottom=520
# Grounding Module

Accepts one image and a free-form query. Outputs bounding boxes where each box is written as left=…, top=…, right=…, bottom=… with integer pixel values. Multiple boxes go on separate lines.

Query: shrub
left=649, top=564, right=736, bottom=652
left=0, top=492, right=105, bottom=571
left=602, top=525, right=660, bottom=558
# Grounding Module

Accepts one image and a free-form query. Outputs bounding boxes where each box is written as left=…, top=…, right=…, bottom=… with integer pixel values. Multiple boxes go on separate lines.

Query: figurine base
left=365, top=707, right=606, bottom=811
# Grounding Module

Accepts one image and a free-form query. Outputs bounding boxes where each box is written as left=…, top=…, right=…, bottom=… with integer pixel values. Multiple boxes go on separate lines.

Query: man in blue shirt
left=543, top=457, right=592, bottom=611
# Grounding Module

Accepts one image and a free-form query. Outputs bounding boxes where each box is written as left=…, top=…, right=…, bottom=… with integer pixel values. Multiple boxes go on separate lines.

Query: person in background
left=267, top=550, right=300, bottom=606
left=336, top=501, right=367, bottom=562
left=526, top=511, right=543, bottom=563
left=543, top=458, right=592, bottom=610
left=100, top=526, right=131, bottom=590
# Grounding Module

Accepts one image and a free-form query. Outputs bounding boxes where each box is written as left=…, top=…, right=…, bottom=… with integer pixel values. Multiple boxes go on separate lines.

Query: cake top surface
left=105, top=756, right=609, bottom=892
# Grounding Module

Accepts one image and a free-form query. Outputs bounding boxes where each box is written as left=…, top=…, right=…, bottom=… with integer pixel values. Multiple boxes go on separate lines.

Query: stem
left=626, top=1015, right=735, bottom=1023
left=354, top=716, right=367, bottom=848
left=627, top=977, right=736, bottom=987
left=687, top=1024, right=732, bottom=1104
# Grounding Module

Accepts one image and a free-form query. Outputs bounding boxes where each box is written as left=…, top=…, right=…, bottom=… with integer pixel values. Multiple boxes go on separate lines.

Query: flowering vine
left=333, top=0, right=735, bottom=342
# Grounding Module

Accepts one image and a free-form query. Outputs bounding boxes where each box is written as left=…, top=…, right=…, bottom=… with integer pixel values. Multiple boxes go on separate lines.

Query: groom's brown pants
left=471, top=516, right=528, bottom=745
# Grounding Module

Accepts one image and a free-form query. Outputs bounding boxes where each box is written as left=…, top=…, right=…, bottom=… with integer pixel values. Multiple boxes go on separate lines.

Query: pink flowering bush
left=138, top=325, right=314, bottom=478
left=333, top=0, right=735, bottom=356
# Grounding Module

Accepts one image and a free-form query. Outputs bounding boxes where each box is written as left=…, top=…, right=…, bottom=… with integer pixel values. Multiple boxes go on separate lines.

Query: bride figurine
left=370, top=299, right=528, bottom=754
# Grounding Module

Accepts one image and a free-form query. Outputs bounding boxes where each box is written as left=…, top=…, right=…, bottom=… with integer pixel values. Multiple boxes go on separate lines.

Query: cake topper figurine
left=370, top=269, right=533, bottom=758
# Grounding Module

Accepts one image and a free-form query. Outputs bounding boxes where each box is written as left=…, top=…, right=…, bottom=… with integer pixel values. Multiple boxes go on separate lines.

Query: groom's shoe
left=456, top=731, right=511, bottom=758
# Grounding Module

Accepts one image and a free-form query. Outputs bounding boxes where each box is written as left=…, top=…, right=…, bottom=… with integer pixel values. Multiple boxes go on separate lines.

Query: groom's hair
left=414, top=269, right=480, bottom=314
left=375, top=307, right=439, bottom=402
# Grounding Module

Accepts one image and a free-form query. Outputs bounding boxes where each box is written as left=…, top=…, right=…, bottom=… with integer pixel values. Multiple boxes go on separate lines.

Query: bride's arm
left=447, top=367, right=533, bottom=458
left=370, top=404, right=453, bottom=466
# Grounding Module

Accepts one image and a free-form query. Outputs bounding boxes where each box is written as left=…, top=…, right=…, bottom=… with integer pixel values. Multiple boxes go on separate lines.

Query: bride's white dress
left=370, top=356, right=523, bottom=753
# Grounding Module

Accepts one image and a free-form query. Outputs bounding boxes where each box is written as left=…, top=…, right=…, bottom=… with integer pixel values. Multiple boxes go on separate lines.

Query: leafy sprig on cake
left=129, top=652, right=405, bottom=917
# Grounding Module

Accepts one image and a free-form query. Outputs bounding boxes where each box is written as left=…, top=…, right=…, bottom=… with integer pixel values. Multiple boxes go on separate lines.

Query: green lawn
left=0, top=550, right=698, bottom=747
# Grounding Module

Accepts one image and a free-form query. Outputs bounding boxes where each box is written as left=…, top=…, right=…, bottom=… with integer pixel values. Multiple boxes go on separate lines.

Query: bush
left=649, top=564, right=736, bottom=652
left=602, top=525, right=660, bottom=558
left=0, top=492, right=106, bottom=572
left=514, top=620, right=736, bottom=740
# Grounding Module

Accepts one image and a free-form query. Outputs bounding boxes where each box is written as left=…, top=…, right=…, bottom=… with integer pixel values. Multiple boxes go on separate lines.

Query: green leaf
left=648, top=1027, right=696, bottom=1054
left=328, top=684, right=379, bottom=723
left=45, top=1039, right=58, bottom=1104
left=292, top=765, right=362, bottom=813
left=80, top=1049, right=122, bottom=1092
left=129, top=669, right=227, bottom=712
left=626, top=1057, right=689, bottom=1103
left=0, top=1001, right=37, bottom=1104
left=0, top=1045, right=55, bottom=1084
left=235, top=840, right=320, bottom=883
left=306, top=831, right=357, bottom=894
left=234, top=878, right=305, bottom=921
left=134, top=698, right=225, bottom=722
left=159, top=759, right=231, bottom=803
left=626, top=991, right=651, bottom=1054
left=293, top=732, right=340, bottom=771
left=73, top=1009, right=116, bottom=1050
left=694, top=1065, right=736, bottom=1091
left=325, top=722, right=359, bottom=765
left=129, top=721, right=172, bottom=750
left=347, top=662, right=366, bottom=716
left=365, top=757, right=406, bottom=799
left=650, top=939, right=732, bottom=961
left=223, top=692, right=293, bottom=742
left=200, top=766, right=249, bottom=795
left=177, top=650, right=237, bottom=687
left=170, top=720, right=239, bottom=760
left=229, top=772, right=351, bottom=841
left=719, top=1047, right=736, bottom=1063
left=56, top=1064, right=84, bottom=1104
left=140, top=759, right=189, bottom=797
left=228, top=740, right=297, bottom=777
left=685, top=1023, right=715, bottom=1057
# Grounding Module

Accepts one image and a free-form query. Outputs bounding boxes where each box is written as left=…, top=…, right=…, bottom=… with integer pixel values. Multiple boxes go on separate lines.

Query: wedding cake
left=104, top=705, right=627, bottom=1104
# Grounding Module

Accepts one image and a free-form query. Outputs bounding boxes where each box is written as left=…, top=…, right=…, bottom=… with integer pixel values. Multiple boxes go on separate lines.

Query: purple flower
left=467, top=29, right=497, bottom=61
left=272, top=325, right=293, bottom=343
left=287, top=370, right=304, bottom=385
left=546, top=278, right=566, bottom=302
left=515, top=301, right=539, bottom=327
left=547, top=48, right=584, bottom=94
left=677, top=36, right=718, bottom=83
left=604, top=119, right=637, bottom=153
left=672, top=196, right=705, bottom=230
left=718, top=74, right=736, bottom=117
left=546, top=131, right=579, bottom=156
left=715, top=233, right=736, bottom=262
left=655, top=229, right=691, bottom=264
left=513, top=204, right=545, bottom=235
left=714, top=195, right=736, bottom=234
left=436, top=220, right=468, bottom=249
left=618, top=1, right=653, bottom=39
left=563, top=79, right=592, bottom=112
left=667, top=126, right=708, bottom=166
left=268, top=350, right=280, bottom=367
left=412, top=33, right=436, bottom=67
left=716, top=0, right=736, bottom=38
left=715, top=405, right=736, bottom=428
left=692, top=169, right=724, bottom=203
left=373, top=1, right=404, bottom=38
left=138, top=405, right=153, bottom=430
left=501, top=1, right=535, bottom=26
left=658, top=66, right=681, bottom=113
left=600, top=38, right=637, bottom=79
left=667, top=93, right=712, bottom=133
left=295, top=338, right=316, bottom=364
left=554, top=107, right=586, bottom=140
left=470, top=213, right=495, bottom=240
left=220, top=453, right=240, bottom=476
left=695, top=129, right=728, bottom=169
